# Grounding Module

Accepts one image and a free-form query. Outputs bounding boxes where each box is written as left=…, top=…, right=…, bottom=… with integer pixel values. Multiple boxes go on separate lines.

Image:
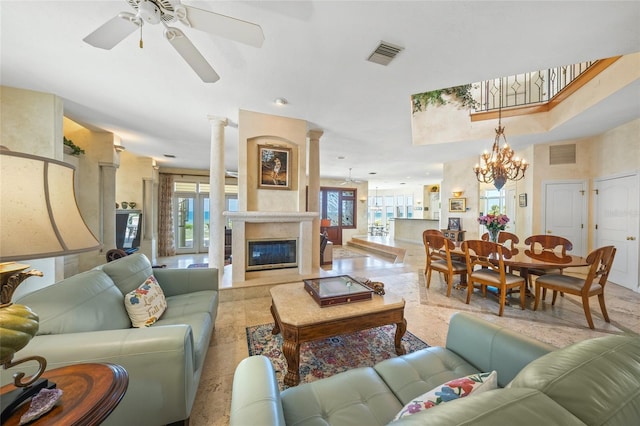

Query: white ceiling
left=1, top=1, right=639, bottom=189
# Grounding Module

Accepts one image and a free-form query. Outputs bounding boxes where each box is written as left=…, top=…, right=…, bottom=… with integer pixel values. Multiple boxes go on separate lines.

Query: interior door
left=594, top=173, right=639, bottom=290
left=543, top=181, right=587, bottom=256
left=505, top=186, right=517, bottom=232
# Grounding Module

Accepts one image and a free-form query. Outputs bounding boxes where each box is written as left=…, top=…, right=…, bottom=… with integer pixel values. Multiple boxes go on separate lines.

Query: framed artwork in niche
left=258, top=145, right=291, bottom=189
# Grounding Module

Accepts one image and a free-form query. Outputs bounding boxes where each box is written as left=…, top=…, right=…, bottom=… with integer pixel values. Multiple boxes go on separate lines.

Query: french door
left=174, top=192, right=210, bottom=254
left=319, top=187, right=357, bottom=246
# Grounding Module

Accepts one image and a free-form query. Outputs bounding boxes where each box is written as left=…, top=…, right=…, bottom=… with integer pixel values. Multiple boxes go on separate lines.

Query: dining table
left=450, top=243, right=590, bottom=290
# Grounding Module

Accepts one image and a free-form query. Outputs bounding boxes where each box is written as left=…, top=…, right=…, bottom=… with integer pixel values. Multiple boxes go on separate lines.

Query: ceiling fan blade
left=83, top=12, right=139, bottom=50
left=181, top=5, right=264, bottom=47
left=165, top=27, right=220, bottom=83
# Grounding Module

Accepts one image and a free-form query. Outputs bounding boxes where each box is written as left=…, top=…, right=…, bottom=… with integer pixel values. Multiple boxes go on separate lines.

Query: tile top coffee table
left=269, top=281, right=406, bottom=387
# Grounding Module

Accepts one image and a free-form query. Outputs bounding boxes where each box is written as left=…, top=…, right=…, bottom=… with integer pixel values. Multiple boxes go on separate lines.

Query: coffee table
left=270, top=282, right=406, bottom=387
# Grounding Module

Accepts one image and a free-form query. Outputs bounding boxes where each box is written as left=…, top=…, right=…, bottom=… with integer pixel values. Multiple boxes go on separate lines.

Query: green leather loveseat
left=230, top=312, right=640, bottom=425
left=0, top=253, right=218, bottom=426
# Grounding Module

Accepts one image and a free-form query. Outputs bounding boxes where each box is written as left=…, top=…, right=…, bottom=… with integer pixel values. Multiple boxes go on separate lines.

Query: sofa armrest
left=445, top=312, right=555, bottom=386
left=153, top=267, right=219, bottom=297
left=230, top=356, right=286, bottom=426
left=1, top=325, right=197, bottom=425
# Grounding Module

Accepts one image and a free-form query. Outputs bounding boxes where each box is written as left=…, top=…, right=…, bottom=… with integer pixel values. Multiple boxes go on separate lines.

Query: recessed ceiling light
left=337, top=156, right=345, bottom=160
left=274, top=98, right=288, bottom=106
left=164, top=154, right=176, bottom=158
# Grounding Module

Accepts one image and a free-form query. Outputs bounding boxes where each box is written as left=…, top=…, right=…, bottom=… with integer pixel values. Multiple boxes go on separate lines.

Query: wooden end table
left=0, top=363, right=128, bottom=426
left=270, top=282, right=406, bottom=387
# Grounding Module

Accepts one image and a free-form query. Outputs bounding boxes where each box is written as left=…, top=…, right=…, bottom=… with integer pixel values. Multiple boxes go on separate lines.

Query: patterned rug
left=187, top=263, right=208, bottom=268
left=246, top=323, right=429, bottom=389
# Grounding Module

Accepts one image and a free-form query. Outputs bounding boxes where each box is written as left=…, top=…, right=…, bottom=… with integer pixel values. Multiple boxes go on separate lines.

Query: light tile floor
left=159, top=239, right=640, bottom=426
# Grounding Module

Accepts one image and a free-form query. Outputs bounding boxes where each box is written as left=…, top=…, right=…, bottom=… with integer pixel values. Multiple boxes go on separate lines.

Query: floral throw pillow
left=124, top=275, right=167, bottom=327
left=394, top=371, right=498, bottom=420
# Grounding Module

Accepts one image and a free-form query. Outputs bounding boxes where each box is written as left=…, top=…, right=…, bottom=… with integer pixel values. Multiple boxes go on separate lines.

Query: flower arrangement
left=477, top=213, right=510, bottom=231
left=478, top=214, right=509, bottom=242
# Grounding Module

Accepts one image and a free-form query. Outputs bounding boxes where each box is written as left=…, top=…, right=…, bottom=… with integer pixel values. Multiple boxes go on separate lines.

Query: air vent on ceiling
left=367, top=41, right=404, bottom=66
left=549, top=144, right=576, bottom=165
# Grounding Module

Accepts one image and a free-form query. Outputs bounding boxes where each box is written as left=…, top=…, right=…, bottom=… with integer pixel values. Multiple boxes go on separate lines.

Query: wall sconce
left=359, top=196, right=367, bottom=203
left=114, top=145, right=126, bottom=153
left=452, top=191, right=463, bottom=198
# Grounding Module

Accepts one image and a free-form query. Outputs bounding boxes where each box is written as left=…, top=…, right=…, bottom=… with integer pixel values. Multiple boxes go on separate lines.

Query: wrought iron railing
left=473, top=60, right=597, bottom=112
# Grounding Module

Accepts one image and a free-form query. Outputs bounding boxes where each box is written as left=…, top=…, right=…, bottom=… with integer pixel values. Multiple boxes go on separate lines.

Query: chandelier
left=473, top=83, right=528, bottom=190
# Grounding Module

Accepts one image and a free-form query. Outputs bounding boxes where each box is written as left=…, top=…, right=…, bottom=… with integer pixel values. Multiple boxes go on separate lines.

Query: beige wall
left=442, top=118, right=639, bottom=248
left=63, top=117, right=120, bottom=271
left=238, top=109, right=308, bottom=212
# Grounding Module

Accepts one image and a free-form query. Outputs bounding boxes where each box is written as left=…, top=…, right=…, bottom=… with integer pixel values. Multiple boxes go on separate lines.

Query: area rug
left=187, top=263, right=208, bottom=268
left=246, top=323, right=429, bottom=389
left=333, top=247, right=369, bottom=259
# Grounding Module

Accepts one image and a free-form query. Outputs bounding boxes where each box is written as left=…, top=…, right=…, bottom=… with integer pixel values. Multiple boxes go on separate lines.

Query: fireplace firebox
left=246, top=239, right=298, bottom=271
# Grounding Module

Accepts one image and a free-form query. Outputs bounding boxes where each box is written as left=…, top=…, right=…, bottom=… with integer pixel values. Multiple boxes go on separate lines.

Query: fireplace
left=246, top=238, right=298, bottom=271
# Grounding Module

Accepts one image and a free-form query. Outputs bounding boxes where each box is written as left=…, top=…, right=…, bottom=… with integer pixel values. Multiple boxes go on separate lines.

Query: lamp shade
left=0, top=148, right=101, bottom=262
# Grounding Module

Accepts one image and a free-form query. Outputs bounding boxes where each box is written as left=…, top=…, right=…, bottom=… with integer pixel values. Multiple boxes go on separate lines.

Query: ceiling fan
left=83, top=0, right=264, bottom=83
left=340, top=168, right=361, bottom=186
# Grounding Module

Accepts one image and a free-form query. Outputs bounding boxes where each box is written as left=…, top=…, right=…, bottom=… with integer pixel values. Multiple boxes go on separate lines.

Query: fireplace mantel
left=224, top=211, right=317, bottom=223
left=223, top=211, right=319, bottom=283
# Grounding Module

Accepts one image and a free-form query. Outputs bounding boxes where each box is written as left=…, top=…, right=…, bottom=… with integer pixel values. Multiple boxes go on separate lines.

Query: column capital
left=207, top=115, right=229, bottom=126
left=307, top=129, right=324, bottom=141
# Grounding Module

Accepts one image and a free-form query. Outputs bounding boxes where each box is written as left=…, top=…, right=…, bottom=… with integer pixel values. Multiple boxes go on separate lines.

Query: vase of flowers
left=477, top=214, right=510, bottom=243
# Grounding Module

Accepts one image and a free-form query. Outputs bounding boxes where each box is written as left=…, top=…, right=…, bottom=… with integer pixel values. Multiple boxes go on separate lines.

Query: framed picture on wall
left=519, top=193, right=528, bottom=207
left=258, top=145, right=291, bottom=189
left=449, top=198, right=466, bottom=213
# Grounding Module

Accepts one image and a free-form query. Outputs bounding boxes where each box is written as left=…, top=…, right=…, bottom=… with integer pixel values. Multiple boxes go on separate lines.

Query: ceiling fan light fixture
left=137, top=0, right=162, bottom=24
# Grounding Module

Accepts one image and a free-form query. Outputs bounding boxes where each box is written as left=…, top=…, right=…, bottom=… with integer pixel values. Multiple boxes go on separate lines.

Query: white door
left=594, top=173, right=639, bottom=290
left=543, top=181, right=587, bottom=256
left=505, top=187, right=517, bottom=232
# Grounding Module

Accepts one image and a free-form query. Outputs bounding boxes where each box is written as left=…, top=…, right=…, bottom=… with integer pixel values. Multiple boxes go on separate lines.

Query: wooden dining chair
left=533, top=245, right=616, bottom=329
left=423, top=229, right=445, bottom=237
left=481, top=231, right=519, bottom=253
left=423, top=232, right=467, bottom=297
left=462, top=240, right=526, bottom=316
left=524, top=234, right=573, bottom=296
left=481, top=231, right=520, bottom=272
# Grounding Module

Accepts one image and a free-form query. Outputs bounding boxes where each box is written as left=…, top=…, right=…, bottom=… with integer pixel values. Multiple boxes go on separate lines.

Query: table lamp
left=0, top=147, right=101, bottom=420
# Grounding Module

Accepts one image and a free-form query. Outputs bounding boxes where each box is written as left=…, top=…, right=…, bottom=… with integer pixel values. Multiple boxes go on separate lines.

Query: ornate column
left=307, top=129, right=323, bottom=268
left=207, top=116, right=228, bottom=282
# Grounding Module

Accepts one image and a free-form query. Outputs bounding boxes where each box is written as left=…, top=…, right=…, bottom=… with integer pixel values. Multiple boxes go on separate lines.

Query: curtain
left=158, top=173, right=176, bottom=257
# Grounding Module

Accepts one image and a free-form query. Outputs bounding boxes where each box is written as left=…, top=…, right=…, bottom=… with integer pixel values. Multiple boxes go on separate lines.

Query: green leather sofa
left=0, top=253, right=218, bottom=426
left=230, top=312, right=640, bottom=426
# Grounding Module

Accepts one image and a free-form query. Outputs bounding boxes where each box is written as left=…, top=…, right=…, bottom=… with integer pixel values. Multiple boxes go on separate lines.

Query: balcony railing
left=473, top=60, right=597, bottom=112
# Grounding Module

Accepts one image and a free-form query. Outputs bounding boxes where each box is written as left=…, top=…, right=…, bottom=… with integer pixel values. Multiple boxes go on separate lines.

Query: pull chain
left=139, top=24, right=143, bottom=48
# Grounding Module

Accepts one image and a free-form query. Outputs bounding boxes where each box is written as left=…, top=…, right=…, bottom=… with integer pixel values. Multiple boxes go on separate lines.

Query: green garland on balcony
left=412, top=84, right=479, bottom=113
left=63, top=136, right=85, bottom=156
